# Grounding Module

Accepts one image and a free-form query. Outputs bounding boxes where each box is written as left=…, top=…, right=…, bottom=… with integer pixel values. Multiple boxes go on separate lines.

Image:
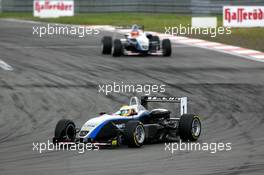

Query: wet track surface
left=0, top=20, right=264, bottom=175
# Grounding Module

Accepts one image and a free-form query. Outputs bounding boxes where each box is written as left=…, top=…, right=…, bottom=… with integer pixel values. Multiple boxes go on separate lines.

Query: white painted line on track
left=0, top=59, right=13, bottom=71
left=233, top=49, right=261, bottom=54
left=251, top=55, right=264, bottom=59
left=172, top=39, right=264, bottom=63
left=185, top=44, right=264, bottom=63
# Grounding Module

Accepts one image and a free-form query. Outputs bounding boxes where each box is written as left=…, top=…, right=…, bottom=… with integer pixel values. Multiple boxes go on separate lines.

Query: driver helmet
left=131, top=24, right=139, bottom=37
left=119, top=105, right=136, bottom=116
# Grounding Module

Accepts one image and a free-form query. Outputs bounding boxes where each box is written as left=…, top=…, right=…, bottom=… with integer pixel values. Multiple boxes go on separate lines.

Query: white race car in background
left=101, top=24, right=172, bottom=57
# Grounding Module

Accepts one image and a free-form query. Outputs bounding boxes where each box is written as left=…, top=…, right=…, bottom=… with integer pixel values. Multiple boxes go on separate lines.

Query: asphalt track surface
left=0, top=20, right=264, bottom=175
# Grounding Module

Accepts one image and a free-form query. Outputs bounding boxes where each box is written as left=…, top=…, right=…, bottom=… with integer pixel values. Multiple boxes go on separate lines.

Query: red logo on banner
left=35, top=0, right=73, bottom=13
left=225, top=8, right=264, bottom=23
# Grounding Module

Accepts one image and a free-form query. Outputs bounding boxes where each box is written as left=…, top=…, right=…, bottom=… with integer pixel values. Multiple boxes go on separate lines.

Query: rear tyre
left=53, top=119, right=76, bottom=144
left=179, top=114, right=201, bottom=141
left=162, top=39, right=172, bottom=56
left=124, top=121, right=145, bottom=148
left=101, top=36, right=112, bottom=54
left=112, top=39, right=123, bottom=57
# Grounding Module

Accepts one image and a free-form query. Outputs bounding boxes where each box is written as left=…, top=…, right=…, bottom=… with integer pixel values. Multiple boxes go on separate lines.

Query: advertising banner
left=34, top=0, right=74, bottom=18
left=223, top=6, right=264, bottom=27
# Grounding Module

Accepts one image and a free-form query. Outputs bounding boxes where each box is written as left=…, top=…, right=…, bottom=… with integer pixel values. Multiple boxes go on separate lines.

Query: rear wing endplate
left=141, top=96, right=187, bottom=116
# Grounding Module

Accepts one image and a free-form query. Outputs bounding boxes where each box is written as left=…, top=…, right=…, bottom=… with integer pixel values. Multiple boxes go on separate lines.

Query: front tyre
left=53, top=119, right=76, bottom=144
left=124, top=121, right=145, bottom=148
left=101, top=36, right=112, bottom=54
left=162, top=39, right=172, bottom=56
left=179, top=114, right=201, bottom=141
left=112, top=39, right=123, bottom=57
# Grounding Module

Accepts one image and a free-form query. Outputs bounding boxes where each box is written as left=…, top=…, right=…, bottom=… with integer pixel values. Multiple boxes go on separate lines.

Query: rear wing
left=141, top=96, right=187, bottom=116
left=115, top=25, right=144, bottom=31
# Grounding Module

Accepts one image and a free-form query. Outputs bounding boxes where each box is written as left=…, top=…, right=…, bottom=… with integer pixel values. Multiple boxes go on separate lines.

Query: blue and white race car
left=53, top=96, right=201, bottom=148
left=101, top=25, right=172, bottom=57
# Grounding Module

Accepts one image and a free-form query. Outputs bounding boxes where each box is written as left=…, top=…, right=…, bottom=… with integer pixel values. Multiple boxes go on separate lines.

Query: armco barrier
left=1, top=0, right=264, bottom=14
